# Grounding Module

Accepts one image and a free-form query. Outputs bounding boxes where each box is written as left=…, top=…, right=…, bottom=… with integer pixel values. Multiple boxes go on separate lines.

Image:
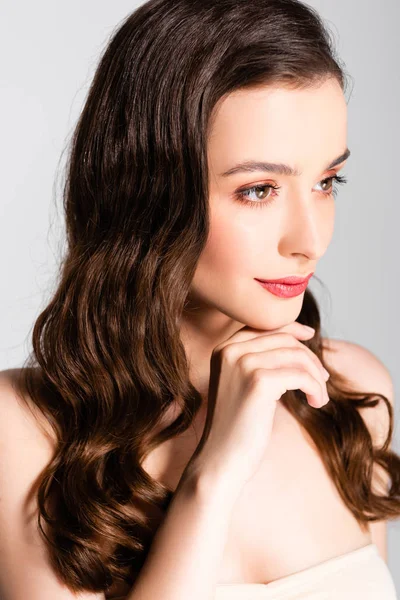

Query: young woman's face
left=189, top=78, right=348, bottom=332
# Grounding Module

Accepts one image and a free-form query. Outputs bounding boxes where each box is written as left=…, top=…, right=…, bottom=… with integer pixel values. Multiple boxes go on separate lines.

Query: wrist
left=179, top=457, right=243, bottom=508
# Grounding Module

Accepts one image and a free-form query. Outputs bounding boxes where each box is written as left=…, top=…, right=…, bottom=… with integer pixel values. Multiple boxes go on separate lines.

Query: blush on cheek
left=203, top=212, right=260, bottom=276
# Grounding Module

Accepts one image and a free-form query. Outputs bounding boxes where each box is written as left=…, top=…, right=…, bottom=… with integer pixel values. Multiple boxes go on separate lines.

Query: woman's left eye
left=233, top=174, right=348, bottom=209
left=315, top=174, right=348, bottom=196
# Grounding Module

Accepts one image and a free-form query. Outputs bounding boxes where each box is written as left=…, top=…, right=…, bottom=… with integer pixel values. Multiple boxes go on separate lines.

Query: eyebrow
left=220, top=148, right=351, bottom=177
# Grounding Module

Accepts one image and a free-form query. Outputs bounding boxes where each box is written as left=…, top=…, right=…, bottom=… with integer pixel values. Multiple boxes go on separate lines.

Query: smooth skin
left=181, top=77, right=344, bottom=398
left=0, top=78, right=394, bottom=599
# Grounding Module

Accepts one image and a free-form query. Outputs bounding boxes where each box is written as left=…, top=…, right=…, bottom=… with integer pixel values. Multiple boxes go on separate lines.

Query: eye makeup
left=232, top=174, right=348, bottom=209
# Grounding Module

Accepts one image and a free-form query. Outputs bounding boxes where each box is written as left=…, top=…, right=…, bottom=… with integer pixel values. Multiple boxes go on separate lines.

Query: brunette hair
left=16, top=0, right=400, bottom=595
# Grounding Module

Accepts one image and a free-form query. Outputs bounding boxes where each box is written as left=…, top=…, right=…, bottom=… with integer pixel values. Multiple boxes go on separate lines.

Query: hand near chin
left=186, top=320, right=330, bottom=496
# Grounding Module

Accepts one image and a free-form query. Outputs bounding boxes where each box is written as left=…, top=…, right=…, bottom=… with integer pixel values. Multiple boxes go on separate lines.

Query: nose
left=277, top=192, right=329, bottom=261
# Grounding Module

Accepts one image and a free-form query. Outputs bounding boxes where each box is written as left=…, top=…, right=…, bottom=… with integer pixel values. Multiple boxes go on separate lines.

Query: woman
left=0, top=0, right=399, bottom=598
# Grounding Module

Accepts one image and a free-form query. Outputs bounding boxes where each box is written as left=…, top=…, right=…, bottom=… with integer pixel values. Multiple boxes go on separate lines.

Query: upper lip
left=255, top=272, right=314, bottom=285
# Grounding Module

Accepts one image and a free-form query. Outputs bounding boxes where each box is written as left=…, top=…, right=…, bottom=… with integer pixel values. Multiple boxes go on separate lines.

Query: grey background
left=1, top=0, right=399, bottom=594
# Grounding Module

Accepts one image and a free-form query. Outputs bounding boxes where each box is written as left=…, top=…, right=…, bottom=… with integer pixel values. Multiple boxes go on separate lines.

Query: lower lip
left=255, top=279, right=309, bottom=298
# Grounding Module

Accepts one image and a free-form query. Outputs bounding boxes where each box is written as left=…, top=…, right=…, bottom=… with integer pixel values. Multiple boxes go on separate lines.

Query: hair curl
left=16, top=0, right=400, bottom=596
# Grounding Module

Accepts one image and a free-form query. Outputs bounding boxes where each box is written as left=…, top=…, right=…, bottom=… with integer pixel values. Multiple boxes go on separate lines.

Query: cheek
left=200, top=208, right=263, bottom=275
left=323, top=201, right=335, bottom=245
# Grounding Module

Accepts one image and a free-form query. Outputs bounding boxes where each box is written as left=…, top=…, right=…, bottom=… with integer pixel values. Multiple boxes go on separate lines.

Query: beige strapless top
left=214, top=543, right=398, bottom=599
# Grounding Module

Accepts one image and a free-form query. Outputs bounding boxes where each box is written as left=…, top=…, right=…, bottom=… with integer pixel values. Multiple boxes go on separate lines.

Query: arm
left=125, top=467, right=240, bottom=600
left=0, top=368, right=238, bottom=600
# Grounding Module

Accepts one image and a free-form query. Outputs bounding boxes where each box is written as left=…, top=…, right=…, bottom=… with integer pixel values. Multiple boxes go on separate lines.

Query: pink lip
left=255, top=273, right=314, bottom=285
left=254, top=273, right=314, bottom=298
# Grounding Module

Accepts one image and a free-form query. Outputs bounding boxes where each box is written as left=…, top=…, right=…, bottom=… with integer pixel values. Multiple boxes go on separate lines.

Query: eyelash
left=233, top=174, right=348, bottom=209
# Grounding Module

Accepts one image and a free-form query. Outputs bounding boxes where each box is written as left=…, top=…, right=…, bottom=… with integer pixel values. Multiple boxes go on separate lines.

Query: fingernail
left=303, top=326, right=315, bottom=334
left=323, top=368, right=330, bottom=380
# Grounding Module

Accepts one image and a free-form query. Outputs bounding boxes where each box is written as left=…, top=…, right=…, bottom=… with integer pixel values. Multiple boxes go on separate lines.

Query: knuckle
left=220, top=343, right=236, bottom=363
left=236, top=353, right=253, bottom=373
left=249, top=367, right=268, bottom=385
left=277, top=346, right=305, bottom=362
left=288, top=346, right=305, bottom=356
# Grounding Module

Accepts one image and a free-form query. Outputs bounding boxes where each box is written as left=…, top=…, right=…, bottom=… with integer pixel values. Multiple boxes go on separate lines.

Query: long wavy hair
left=16, top=0, right=400, bottom=595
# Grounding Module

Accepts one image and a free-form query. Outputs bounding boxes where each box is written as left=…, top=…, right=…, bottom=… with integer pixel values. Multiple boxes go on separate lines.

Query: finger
left=250, top=366, right=326, bottom=408
left=220, top=329, right=328, bottom=382
left=239, top=320, right=315, bottom=340
left=238, top=347, right=329, bottom=404
left=216, top=322, right=314, bottom=354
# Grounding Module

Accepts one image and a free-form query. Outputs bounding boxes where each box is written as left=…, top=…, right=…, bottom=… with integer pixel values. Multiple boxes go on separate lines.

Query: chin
left=236, top=304, right=304, bottom=332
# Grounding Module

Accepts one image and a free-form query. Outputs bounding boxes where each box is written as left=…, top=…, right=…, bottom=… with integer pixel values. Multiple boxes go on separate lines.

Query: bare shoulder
left=320, top=338, right=396, bottom=562
left=321, top=337, right=394, bottom=402
left=0, top=367, right=56, bottom=527
left=321, top=337, right=395, bottom=444
left=0, top=367, right=56, bottom=450
left=0, top=368, right=105, bottom=598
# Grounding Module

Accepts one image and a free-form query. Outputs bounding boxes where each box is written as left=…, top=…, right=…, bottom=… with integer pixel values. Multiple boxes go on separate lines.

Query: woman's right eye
left=232, top=183, right=281, bottom=209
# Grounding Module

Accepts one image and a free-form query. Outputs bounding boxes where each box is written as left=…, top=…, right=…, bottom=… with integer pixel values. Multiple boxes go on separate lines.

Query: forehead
left=208, top=79, right=347, bottom=170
